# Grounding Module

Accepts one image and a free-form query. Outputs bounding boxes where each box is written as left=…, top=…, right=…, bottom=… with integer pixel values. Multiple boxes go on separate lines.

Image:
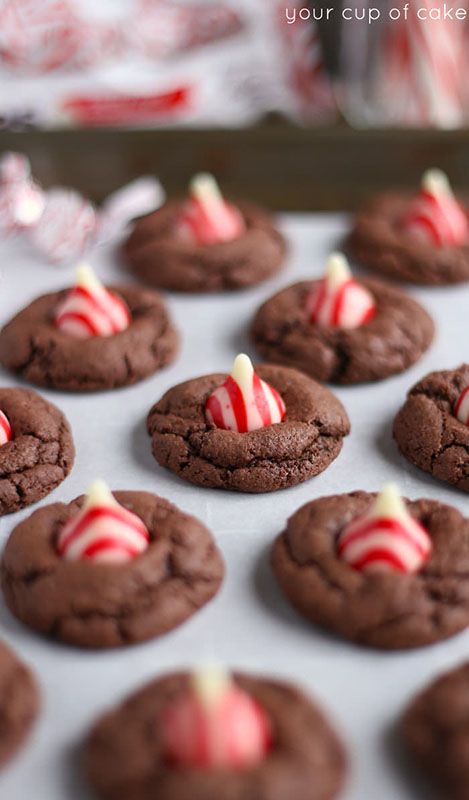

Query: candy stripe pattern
left=178, top=173, right=244, bottom=247
left=0, top=410, right=12, bottom=446
left=205, top=354, right=285, bottom=433
left=403, top=170, right=468, bottom=247
left=55, top=264, right=130, bottom=339
left=57, top=481, right=149, bottom=564
left=162, top=671, right=271, bottom=769
left=455, top=386, right=469, bottom=425
left=337, top=485, right=432, bottom=574
left=307, top=253, right=376, bottom=329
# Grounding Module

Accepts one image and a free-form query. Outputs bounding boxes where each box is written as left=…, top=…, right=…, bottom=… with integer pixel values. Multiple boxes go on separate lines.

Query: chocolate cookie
left=402, top=662, right=469, bottom=800
left=84, top=671, right=347, bottom=800
left=394, top=364, right=469, bottom=492
left=251, top=278, right=434, bottom=384
left=0, top=387, right=74, bottom=516
left=272, top=491, right=469, bottom=649
left=147, top=365, right=350, bottom=493
left=1, top=491, right=224, bottom=648
left=122, top=201, right=287, bottom=293
left=0, top=285, right=179, bottom=392
left=348, top=193, right=469, bottom=285
left=0, top=640, right=39, bottom=769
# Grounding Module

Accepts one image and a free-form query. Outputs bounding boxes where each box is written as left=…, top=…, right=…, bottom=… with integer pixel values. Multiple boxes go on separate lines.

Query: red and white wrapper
left=403, top=170, right=468, bottom=247
left=376, top=2, right=468, bottom=128
left=162, top=668, right=271, bottom=769
left=206, top=354, right=286, bottom=434
left=177, top=174, right=244, bottom=247
left=455, top=385, right=469, bottom=426
left=0, top=410, right=12, bottom=447
left=0, top=152, right=45, bottom=234
left=30, top=188, right=98, bottom=264
left=55, top=264, right=130, bottom=339
left=306, top=254, right=376, bottom=329
left=0, top=0, right=120, bottom=74
left=0, top=2, right=335, bottom=128
left=0, top=151, right=164, bottom=263
left=337, top=484, right=432, bottom=574
left=57, top=480, right=150, bottom=564
left=129, top=0, right=243, bottom=61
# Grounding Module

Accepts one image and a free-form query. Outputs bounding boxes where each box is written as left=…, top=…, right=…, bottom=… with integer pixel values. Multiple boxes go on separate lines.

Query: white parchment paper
left=0, top=214, right=467, bottom=799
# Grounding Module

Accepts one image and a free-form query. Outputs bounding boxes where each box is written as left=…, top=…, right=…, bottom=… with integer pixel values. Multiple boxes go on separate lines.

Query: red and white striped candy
left=403, top=170, right=468, bottom=247
left=454, top=385, right=469, bottom=426
left=205, top=354, right=285, bottom=433
left=306, top=253, right=376, bottom=329
left=337, top=484, right=432, bottom=574
left=30, top=187, right=97, bottom=264
left=0, top=411, right=12, bottom=446
left=177, top=173, right=244, bottom=247
left=57, top=480, right=150, bottom=564
left=0, top=151, right=45, bottom=233
left=162, top=668, right=271, bottom=769
left=55, top=264, right=130, bottom=339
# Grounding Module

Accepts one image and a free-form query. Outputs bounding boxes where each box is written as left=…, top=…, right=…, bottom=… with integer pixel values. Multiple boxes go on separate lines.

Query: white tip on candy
left=189, top=173, right=224, bottom=207
left=191, top=666, right=232, bottom=709
left=230, top=353, right=255, bottom=389
left=325, top=252, right=352, bottom=288
left=83, top=479, right=118, bottom=510
left=370, top=483, right=408, bottom=521
left=422, top=169, right=453, bottom=198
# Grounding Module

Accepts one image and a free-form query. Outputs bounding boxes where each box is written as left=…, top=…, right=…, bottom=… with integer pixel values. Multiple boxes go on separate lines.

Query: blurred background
left=0, top=0, right=468, bottom=209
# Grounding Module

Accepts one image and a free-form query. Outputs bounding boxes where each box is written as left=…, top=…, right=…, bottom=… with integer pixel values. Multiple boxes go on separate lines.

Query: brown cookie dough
left=1, top=491, right=224, bottom=649
left=402, top=662, right=469, bottom=800
left=122, top=201, right=287, bottom=293
left=147, top=365, right=350, bottom=493
left=394, top=364, right=469, bottom=492
left=272, top=491, right=469, bottom=650
left=84, top=671, right=347, bottom=800
left=0, top=387, right=74, bottom=516
left=348, top=193, right=469, bottom=285
left=251, top=278, right=434, bottom=384
left=0, top=640, right=39, bottom=769
left=0, top=285, right=179, bottom=392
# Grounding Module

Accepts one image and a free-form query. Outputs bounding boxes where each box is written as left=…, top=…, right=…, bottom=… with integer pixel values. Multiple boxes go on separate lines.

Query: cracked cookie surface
left=1, top=491, right=224, bottom=649
left=122, top=201, right=287, bottom=293
left=250, top=278, right=433, bottom=385
left=0, top=387, right=74, bottom=515
left=0, top=640, right=39, bottom=769
left=147, top=365, right=350, bottom=493
left=402, top=662, right=469, bottom=800
left=85, top=671, right=347, bottom=800
left=348, top=193, right=469, bottom=285
left=272, top=491, right=469, bottom=649
left=0, top=285, right=179, bottom=392
left=393, top=364, right=469, bottom=492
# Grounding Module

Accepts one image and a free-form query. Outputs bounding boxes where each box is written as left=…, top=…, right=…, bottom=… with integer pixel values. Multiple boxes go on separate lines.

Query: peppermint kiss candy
left=306, top=253, right=376, bottom=329
left=55, top=264, right=130, bottom=339
left=454, top=385, right=469, bottom=426
left=205, top=354, right=286, bottom=433
left=30, top=187, right=97, bottom=264
left=162, top=668, right=271, bottom=769
left=403, top=170, right=468, bottom=247
left=337, top=483, right=432, bottom=574
left=57, top=480, right=150, bottom=564
left=177, top=173, right=245, bottom=246
left=0, top=151, right=45, bottom=233
left=0, top=410, right=12, bottom=446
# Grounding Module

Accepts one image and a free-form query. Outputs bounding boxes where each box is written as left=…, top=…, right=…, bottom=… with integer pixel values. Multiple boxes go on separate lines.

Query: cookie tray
left=0, top=213, right=467, bottom=800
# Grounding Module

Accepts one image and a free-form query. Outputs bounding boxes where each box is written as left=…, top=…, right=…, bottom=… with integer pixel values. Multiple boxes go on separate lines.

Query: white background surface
left=0, top=214, right=467, bottom=800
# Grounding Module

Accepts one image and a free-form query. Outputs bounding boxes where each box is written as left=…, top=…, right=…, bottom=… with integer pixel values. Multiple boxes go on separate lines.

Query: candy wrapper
left=0, top=150, right=164, bottom=264
left=0, top=0, right=336, bottom=128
